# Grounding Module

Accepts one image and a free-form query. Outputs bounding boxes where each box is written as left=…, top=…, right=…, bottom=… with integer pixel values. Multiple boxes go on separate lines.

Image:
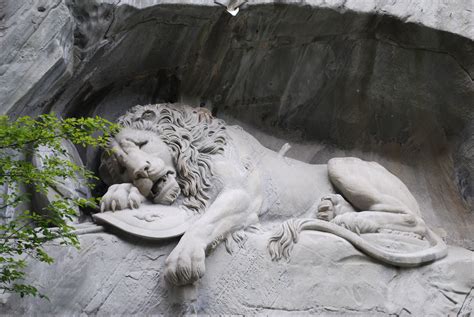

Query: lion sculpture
left=99, top=103, right=447, bottom=286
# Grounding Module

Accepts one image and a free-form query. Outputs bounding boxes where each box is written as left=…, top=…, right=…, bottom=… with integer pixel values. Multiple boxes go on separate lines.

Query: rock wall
left=1, top=1, right=474, bottom=314
left=0, top=0, right=74, bottom=116
left=2, top=230, right=473, bottom=315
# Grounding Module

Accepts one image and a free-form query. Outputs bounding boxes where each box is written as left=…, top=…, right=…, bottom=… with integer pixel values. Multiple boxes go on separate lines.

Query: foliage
left=0, top=114, right=118, bottom=298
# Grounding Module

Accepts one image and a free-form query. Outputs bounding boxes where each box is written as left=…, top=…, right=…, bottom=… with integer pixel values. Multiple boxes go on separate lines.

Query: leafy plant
left=0, top=114, right=118, bottom=298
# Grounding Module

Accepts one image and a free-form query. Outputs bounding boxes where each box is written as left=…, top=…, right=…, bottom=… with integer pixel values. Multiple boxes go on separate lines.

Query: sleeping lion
left=98, top=103, right=447, bottom=286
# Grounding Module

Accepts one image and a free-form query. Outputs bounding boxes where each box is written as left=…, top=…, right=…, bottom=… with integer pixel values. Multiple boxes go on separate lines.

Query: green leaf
left=0, top=114, right=119, bottom=298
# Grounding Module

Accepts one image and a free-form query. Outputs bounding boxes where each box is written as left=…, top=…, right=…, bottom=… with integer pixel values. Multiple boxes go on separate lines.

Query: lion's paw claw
left=100, top=183, right=145, bottom=212
left=164, top=244, right=206, bottom=286
left=316, top=194, right=355, bottom=221
left=316, top=199, right=335, bottom=221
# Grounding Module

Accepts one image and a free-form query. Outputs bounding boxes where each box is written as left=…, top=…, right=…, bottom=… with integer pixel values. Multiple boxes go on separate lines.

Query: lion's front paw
left=100, top=183, right=145, bottom=212
left=164, top=242, right=206, bottom=286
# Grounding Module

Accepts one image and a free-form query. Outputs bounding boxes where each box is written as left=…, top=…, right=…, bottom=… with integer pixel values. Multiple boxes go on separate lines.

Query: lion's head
left=99, top=103, right=228, bottom=212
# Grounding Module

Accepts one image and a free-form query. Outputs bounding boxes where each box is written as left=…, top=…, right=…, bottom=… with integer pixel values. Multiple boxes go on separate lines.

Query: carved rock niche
left=1, top=1, right=473, bottom=315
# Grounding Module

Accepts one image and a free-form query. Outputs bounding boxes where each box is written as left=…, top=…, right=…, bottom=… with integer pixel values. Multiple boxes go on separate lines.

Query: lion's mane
left=112, top=103, right=227, bottom=212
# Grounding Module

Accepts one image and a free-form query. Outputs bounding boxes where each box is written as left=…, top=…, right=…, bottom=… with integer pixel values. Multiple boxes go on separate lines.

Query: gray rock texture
left=2, top=230, right=473, bottom=315
left=32, top=138, right=92, bottom=223
left=0, top=0, right=473, bottom=314
left=0, top=0, right=74, bottom=116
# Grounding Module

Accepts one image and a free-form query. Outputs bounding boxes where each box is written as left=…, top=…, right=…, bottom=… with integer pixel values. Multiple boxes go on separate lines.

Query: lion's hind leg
left=327, top=157, right=427, bottom=235
left=269, top=158, right=444, bottom=266
left=331, top=211, right=426, bottom=235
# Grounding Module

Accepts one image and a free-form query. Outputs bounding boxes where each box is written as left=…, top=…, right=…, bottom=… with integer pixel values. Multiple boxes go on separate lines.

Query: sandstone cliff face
left=0, top=0, right=74, bottom=115
left=0, top=1, right=473, bottom=313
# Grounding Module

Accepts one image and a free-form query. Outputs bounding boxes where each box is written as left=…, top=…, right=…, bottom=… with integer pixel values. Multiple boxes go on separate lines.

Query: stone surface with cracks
left=1, top=231, right=473, bottom=315
left=0, top=0, right=473, bottom=314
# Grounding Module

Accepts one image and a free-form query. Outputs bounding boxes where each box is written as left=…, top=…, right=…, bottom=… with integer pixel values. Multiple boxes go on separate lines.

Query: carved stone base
left=2, top=231, right=472, bottom=315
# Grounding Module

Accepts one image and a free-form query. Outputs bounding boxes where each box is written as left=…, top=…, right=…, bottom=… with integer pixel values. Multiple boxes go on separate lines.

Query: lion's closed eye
left=123, top=137, right=148, bottom=149
left=136, top=140, right=148, bottom=149
left=127, top=139, right=148, bottom=149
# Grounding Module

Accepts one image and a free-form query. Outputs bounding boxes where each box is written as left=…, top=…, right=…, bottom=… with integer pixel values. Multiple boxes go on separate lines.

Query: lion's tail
left=268, top=218, right=448, bottom=267
left=268, top=219, right=308, bottom=261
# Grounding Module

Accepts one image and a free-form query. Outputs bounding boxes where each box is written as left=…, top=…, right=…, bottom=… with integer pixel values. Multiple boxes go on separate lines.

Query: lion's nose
left=133, top=160, right=150, bottom=179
